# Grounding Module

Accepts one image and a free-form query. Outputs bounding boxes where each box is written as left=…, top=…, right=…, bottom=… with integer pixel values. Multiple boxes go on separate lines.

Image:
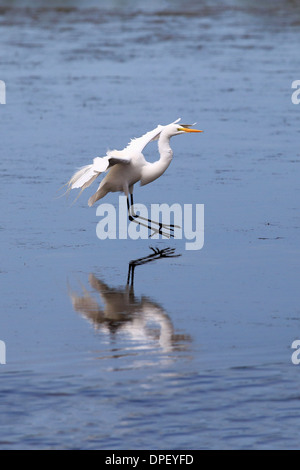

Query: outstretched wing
left=123, top=119, right=182, bottom=154
left=68, top=154, right=131, bottom=191
left=92, top=154, right=131, bottom=173
left=123, top=124, right=165, bottom=154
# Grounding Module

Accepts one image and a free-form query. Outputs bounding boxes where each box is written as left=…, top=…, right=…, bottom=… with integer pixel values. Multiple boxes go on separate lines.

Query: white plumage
left=66, top=119, right=202, bottom=210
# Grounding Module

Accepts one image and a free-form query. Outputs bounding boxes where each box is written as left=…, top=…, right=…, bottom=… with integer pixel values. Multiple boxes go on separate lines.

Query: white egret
left=66, top=118, right=203, bottom=236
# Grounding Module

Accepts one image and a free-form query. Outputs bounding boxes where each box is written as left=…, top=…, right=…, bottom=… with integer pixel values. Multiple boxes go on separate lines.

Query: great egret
left=66, top=118, right=203, bottom=237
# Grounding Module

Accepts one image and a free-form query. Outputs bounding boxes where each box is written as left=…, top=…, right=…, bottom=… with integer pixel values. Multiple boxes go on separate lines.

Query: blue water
left=0, top=0, right=300, bottom=449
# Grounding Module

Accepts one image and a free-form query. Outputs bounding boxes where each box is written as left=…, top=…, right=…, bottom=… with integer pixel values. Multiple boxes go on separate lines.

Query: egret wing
left=68, top=154, right=131, bottom=193
left=93, top=154, right=131, bottom=172
left=124, top=124, right=165, bottom=154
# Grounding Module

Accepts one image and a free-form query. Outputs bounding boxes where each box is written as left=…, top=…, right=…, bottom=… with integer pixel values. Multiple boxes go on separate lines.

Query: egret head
left=164, top=118, right=203, bottom=137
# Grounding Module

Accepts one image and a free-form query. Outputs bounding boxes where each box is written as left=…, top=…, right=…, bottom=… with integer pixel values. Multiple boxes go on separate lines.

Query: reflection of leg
left=127, top=247, right=180, bottom=288
left=127, top=195, right=180, bottom=238
left=127, top=262, right=135, bottom=288
left=129, top=247, right=181, bottom=268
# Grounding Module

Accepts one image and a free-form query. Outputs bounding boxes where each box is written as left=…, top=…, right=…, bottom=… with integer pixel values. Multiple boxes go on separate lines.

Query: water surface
left=0, top=0, right=300, bottom=450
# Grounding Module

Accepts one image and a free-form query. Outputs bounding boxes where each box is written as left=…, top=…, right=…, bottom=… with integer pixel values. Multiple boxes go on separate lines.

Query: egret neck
left=140, top=131, right=173, bottom=186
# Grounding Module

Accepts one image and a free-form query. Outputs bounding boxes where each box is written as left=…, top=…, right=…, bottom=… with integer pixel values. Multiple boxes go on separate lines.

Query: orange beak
left=178, top=127, right=203, bottom=133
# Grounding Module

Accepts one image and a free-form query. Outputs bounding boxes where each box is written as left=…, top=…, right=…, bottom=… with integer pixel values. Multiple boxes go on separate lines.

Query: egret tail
left=68, top=164, right=99, bottom=191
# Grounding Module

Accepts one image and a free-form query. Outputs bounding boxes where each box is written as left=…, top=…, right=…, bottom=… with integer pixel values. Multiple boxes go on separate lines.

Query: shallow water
left=0, top=0, right=300, bottom=450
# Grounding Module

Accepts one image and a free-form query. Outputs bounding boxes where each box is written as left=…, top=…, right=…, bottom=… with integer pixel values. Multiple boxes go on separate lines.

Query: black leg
left=130, top=194, right=134, bottom=214
left=127, top=195, right=180, bottom=238
left=127, top=196, right=173, bottom=238
left=127, top=196, right=134, bottom=222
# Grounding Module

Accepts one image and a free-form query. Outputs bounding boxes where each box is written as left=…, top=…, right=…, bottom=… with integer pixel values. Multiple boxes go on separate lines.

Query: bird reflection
left=69, top=248, right=191, bottom=353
